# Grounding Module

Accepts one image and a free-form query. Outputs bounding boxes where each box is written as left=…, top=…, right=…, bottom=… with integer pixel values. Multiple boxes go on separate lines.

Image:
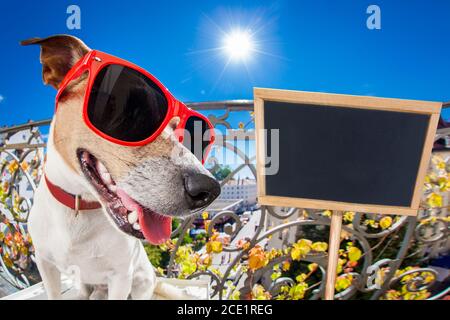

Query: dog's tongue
left=116, top=189, right=172, bottom=245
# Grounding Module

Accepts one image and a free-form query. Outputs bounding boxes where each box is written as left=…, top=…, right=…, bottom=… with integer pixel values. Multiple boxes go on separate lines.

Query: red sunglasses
left=55, top=50, right=215, bottom=163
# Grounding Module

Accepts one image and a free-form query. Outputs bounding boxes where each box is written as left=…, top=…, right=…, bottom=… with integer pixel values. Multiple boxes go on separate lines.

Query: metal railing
left=0, top=101, right=449, bottom=300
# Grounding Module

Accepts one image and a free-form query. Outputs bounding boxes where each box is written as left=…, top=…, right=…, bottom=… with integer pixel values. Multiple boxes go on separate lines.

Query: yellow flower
left=291, top=239, right=312, bottom=261
left=20, top=161, right=29, bottom=171
left=291, top=248, right=302, bottom=261
left=422, top=271, right=435, bottom=284
left=295, top=273, right=307, bottom=283
left=347, top=246, right=362, bottom=262
left=311, top=242, right=328, bottom=252
left=281, top=260, right=291, bottom=271
left=180, top=260, right=197, bottom=277
left=248, top=245, right=268, bottom=271
left=343, top=211, right=355, bottom=222
left=237, top=239, right=250, bottom=250
left=403, top=289, right=430, bottom=300
left=335, top=274, right=353, bottom=292
left=379, top=216, right=393, bottom=229
left=230, top=290, right=240, bottom=300
left=175, top=245, right=193, bottom=261
left=251, top=284, right=271, bottom=300
left=384, top=290, right=401, bottom=300
left=201, top=211, right=209, bottom=220
left=7, top=160, right=18, bottom=173
left=206, top=240, right=223, bottom=254
left=437, top=160, right=446, bottom=170
left=288, top=282, right=308, bottom=300
left=271, top=271, right=282, bottom=281
left=322, top=210, right=332, bottom=217
left=202, top=254, right=212, bottom=267
left=365, top=219, right=379, bottom=228
left=336, top=258, right=346, bottom=274
left=438, top=176, right=450, bottom=191
left=432, top=155, right=446, bottom=169
left=266, top=248, right=282, bottom=260
left=427, top=193, right=442, bottom=208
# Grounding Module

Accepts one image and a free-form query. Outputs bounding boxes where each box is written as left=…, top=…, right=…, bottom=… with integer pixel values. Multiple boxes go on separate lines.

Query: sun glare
left=187, top=12, right=283, bottom=93
left=223, top=30, right=254, bottom=61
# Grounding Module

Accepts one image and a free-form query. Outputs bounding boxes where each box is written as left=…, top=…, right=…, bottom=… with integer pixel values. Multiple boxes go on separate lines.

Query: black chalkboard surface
left=265, top=101, right=428, bottom=206
left=254, top=88, right=442, bottom=216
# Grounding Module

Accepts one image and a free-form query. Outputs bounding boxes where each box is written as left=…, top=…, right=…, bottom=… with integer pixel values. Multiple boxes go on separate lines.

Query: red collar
left=44, top=175, right=102, bottom=211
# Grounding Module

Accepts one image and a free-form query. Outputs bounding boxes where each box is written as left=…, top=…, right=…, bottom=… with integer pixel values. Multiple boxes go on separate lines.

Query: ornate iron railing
left=0, top=101, right=449, bottom=300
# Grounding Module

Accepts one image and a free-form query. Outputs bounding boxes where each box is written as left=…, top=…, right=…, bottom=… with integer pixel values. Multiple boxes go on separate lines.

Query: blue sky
left=1, top=0, right=450, bottom=128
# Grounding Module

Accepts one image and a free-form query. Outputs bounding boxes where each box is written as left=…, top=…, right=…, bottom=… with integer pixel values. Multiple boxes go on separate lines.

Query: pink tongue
left=116, top=189, right=172, bottom=245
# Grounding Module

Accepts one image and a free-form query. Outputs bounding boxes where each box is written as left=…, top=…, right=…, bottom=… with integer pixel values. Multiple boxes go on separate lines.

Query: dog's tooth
left=96, top=160, right=108, bottom=174
left=113, top=202, right=121, bottom=210
left=109, top=184, right=117, bottom=192
left=132, top=222, right=141, bottom=230
left=128, top=210, right=138, bottom=224
left=82, top=152, right=90, bottom=162
left=101, top=172, right=112, bottom=184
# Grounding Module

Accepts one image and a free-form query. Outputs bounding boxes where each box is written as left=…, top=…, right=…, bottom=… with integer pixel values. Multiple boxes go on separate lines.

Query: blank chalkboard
left=254, top=88, right=442, bottom=216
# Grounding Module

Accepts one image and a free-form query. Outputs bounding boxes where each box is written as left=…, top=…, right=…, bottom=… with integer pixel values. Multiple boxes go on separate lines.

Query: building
left=218, top=178, right=257, bottom=207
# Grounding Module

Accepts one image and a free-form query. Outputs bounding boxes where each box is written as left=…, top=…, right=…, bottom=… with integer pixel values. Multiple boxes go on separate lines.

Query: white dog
left=22, top=35, right=220, bottom=299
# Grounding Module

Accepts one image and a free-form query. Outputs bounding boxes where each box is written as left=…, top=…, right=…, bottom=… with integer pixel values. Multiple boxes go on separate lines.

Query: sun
left=223, top=30, right=254, bottom=61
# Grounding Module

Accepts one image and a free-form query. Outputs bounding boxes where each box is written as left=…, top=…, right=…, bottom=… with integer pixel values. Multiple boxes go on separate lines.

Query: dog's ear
left=21, top=35, right=90, bottom=89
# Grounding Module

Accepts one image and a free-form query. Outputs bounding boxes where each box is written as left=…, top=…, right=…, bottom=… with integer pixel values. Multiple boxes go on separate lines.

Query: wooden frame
left=254, top=87, right=442, bottom=217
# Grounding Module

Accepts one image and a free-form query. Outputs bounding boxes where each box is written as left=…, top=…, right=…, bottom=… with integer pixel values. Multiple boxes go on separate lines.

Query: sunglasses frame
left=55, top=50, right=215, bottom=163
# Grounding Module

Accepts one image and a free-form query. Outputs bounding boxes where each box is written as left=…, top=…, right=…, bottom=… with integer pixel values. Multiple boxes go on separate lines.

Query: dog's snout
left=184, top=172, right=221, bottom=210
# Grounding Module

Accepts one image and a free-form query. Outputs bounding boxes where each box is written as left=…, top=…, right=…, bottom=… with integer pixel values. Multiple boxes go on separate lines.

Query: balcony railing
left=0, top=101, right=449, bottom=300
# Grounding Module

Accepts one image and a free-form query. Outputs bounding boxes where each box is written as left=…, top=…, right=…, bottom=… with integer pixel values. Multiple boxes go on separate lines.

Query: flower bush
left=0, top=156, right=41, bottom=286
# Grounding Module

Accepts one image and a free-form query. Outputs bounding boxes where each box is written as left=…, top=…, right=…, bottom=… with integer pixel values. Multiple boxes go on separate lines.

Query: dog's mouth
left=77, top=149, right=172, bottom=245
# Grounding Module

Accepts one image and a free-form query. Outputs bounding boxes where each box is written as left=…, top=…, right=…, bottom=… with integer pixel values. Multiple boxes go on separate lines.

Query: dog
left=22, top=35, right=220, bottom=299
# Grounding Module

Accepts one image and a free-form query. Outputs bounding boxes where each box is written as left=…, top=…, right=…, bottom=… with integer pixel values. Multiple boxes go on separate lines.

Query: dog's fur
left=23, top=35, right=218, bottom=299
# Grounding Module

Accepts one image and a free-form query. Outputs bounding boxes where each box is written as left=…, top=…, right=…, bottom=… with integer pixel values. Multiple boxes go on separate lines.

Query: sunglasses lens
left=183, top=116, right=213, bottom=162
left=87, top=64, right=168, bottom=142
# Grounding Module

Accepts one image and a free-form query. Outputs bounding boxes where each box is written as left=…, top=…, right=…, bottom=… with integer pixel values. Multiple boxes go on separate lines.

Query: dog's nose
left=184, top=172, right=221, bottom=210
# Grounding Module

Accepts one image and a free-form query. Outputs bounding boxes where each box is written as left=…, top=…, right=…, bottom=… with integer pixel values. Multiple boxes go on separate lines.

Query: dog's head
left=22, top=35, right=220, bottom=244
